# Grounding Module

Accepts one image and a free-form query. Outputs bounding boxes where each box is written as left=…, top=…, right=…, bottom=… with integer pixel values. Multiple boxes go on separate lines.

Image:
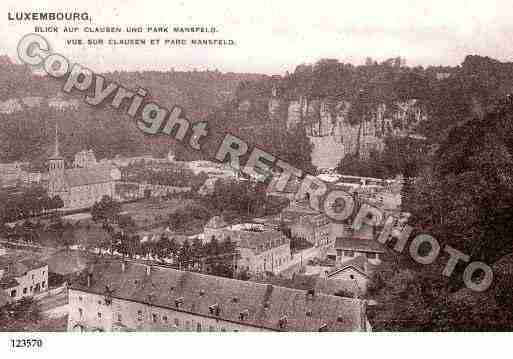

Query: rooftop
left=0, top=252, right=47, bottom=278
left=327, top=256, right=380, bottom=278
left=334, top=238, right=385, bottom=253
left=71, top=260, right=366, bottom=331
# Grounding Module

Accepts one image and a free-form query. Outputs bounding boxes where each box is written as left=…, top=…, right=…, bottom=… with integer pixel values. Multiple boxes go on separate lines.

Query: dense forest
left=0, top=55, right=266, bottom=167
left=367, top=96, right=513, bottom=331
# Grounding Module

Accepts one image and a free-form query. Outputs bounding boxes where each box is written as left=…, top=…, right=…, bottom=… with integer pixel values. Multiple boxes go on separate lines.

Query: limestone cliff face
left=282, top=97, right=427, bottom=168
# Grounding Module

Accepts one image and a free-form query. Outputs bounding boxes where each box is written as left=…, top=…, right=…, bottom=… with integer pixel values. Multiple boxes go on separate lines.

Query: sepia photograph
left=0, top=0, right=512, bottom=357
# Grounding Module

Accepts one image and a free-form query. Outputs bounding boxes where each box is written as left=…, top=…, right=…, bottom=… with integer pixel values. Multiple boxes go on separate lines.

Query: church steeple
left=49, top=120, right=64, bottom=173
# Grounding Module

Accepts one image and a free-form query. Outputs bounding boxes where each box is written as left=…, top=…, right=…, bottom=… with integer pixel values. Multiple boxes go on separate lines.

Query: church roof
left=63, top=165, right=115, bottom=187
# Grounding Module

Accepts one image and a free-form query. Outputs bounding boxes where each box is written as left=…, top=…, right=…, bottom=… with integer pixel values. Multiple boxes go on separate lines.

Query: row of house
left=68, top=259, right=371, bottom=332
left=203, top=217, right=292, bottom=276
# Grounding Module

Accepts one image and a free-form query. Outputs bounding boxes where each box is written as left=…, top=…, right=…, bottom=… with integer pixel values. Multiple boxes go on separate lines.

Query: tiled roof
left=334, top=238, right=385, bottom=253
left=326, top=256, right=380, bottom=279
left=329, top=256, right=368, bottom=274
left=264, top=274, right=359, bottom=298
left=314, top=278, right=360, bottom=297
left=63, top=165, right=115, bottom=187
left=70, top=260, right=365, bottom=331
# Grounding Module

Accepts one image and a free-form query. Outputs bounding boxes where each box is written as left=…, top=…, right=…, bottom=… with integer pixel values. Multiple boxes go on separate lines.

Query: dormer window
left=306, top=310, right=312, bottom=317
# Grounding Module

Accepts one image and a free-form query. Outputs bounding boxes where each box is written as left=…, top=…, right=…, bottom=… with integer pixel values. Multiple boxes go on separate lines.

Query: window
left=30, top=286, right=33, bottom=292
left=152, top=313, right=158, bottom=323
left=42, top=281, right=46, bottom=289
left=174, top=318, right=180, bottom=327
left=43, top=271, right=46, bottom=276
left=23, top=288, right=28, bottom=295
left=79, top=308, right=83, bottom=318
left=366, top=252, right=377, bottom=259
left=79, top=296, right=83, bottom=301
left=117, top=314, right=122, bottom=322
left=185, top=321, right=190, bottom=330
left=350, top=275, right=355, bottom=280
left=32, top=274, right=35, bottom=280
left=137, top=310, right=143, bottom=321
left=343, top=250, right=355, bottom=257
left=10, top=289, right=16, bottom=297
left=209, top=326, right=214, bottom=332
left=97, top=312, right=102, bottom=319
left=163, top=316, right=168, bottom=323
left=196, top=323, right=202, bottom=332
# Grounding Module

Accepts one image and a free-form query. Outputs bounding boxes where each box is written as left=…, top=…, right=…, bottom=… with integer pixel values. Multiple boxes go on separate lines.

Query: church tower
left=48, top=121, right=65, bottom=175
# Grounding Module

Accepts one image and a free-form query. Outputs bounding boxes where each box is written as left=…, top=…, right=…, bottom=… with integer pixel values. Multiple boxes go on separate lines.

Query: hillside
left=0, top=56, right=266, bottom=166
left=2, top=54, right=513, bottom=172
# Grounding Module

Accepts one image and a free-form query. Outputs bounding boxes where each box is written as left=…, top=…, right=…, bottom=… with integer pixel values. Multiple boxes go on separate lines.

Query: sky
left=1, top=0, right=513, bottom=74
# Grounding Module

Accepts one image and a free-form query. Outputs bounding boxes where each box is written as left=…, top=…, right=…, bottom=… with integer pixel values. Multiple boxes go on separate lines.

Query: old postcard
left=0, top=0, right=512, bottom=357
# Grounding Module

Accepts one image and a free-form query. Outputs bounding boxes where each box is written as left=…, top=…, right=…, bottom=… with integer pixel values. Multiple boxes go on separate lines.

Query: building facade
left=0, top=253, right=48, bottom=301
left=334, top=237, right=384, bottom=266
left=47, top=125, right=121, bottom=210
left=203, top=217, right=292, bottom=275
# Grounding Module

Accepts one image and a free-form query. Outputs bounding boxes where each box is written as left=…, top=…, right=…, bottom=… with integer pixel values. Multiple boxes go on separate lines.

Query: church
left=47, top=125, right=121, bottom=210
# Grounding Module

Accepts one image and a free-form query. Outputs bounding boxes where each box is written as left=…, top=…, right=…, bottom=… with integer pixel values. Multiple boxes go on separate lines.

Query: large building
left=203, top=217, right=292, bottom=276
left=0, top=251, right=48, bottom=302
left=68, top=260, right=370, bottom=332
left=47, top=124, right=121, bottom=210
left=281, top=201, right=333, bottom=248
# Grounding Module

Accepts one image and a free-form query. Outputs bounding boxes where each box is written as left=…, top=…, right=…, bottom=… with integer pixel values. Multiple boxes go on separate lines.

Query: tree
left=191, top=237, right=205, bottom=269
left=91, top=196, right=120, bottom=224
left=0, top=297, right=42, bottom=330
left=178, top=239, right=192, bottom=269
